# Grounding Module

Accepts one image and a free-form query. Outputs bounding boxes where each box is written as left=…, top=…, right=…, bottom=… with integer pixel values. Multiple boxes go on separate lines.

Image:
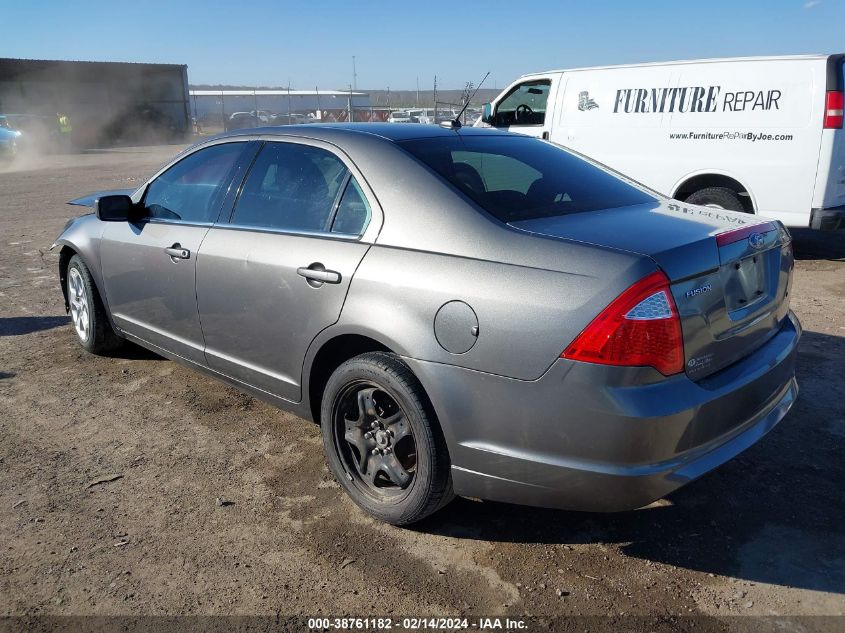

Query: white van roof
left=524, top=54, right=839, bottom=78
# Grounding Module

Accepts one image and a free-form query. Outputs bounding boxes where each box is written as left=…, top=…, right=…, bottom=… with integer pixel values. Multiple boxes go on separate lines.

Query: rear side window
left=331, top=178, right=371, bottom=234
left=143, top=142, right=245, bottom=223
left=399, top=135, right=655, bottom=223
left=233, top=142, right=348, bottom=232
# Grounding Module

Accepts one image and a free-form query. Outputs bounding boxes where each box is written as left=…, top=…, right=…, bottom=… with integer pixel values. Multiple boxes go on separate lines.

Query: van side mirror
left=481, top=102, right=494, bottom=124
left=95, top=195, right=136, bottom=222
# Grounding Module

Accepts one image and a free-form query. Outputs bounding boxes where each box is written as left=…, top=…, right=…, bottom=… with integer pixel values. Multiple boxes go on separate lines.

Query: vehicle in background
left=407, top=109, right=434, bottom=124
left=53, top=124, right=798, bottom=525
left=0, top=126, right=18, bottom=161
left=0, top=113, right=57, bottom=153
left=224, top=112, right=262, bottom=131
left=479, top=54, right=845, bottom=230
left=462, top=108, right=482, bottom=125
left=271, top=112, right=313, bottom=125
left=387, top=111, right=413, bottom=123
left=434, top=109, right=459, bottom=125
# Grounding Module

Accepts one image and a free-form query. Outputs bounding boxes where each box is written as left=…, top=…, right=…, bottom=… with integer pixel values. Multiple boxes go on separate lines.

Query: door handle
left=542, top=131, right=550, bottom=140
left=297, top=264, right=341, bottom=286
left=164, top=244, right=190, bottom=260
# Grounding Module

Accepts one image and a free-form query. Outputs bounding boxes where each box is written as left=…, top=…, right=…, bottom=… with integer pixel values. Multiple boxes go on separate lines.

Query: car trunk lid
left=510, top=200, right=794, bottom=380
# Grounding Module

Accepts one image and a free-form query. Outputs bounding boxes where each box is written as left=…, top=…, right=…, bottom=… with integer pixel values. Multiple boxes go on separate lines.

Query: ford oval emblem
left=748, top=232, right=765, bottom=250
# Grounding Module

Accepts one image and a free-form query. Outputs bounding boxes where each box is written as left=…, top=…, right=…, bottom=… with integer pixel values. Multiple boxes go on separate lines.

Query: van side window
left=494, top=80, right=551, bottom=127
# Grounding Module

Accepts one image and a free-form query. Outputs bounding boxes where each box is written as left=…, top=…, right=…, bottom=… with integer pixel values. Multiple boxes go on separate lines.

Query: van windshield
left=399, top=135, right=656, bottom=223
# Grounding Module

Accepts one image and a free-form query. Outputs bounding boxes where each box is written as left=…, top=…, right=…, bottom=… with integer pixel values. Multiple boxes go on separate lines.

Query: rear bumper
left=810, top=205, right=845, bottom=230
left=406, top=311, right=800, bottom=512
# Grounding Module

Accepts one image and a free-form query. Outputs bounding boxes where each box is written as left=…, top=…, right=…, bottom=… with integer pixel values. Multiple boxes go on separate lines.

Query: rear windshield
left=399, top=135, right=655, bottom=223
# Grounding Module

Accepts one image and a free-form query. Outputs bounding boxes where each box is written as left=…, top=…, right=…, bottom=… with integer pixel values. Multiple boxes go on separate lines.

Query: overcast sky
left=2, top=0, right=843, bottom=90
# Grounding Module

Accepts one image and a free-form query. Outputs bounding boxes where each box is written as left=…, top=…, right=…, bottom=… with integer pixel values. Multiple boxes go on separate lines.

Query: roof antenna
left=440, top=71, right=490, bottom=129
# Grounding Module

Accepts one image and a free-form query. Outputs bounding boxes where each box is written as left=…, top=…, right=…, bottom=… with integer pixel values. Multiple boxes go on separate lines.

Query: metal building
left=0, top=58, right=190, bottom=147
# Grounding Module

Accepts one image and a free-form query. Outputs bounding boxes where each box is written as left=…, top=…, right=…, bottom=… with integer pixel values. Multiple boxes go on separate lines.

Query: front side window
left=232, top=142, right=349, bottom=232
left=143, top=142, right=245, bottom=222
left=494, top=80, right=551, bottom=127
left=400, top=135, right=655, bottom=223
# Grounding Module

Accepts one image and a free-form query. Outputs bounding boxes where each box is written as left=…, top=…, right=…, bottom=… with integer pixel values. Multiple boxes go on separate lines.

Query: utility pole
left=352, top=56, right=357, bottom=91
left=433, top=75, right=437, bottom=119
left=287, top=81, right=292, bottom=125
left=348, top=84, right=353, bottom=122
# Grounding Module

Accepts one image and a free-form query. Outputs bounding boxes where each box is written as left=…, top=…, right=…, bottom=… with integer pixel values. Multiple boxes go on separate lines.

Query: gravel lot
left=1, top=146, right=844, bottom=626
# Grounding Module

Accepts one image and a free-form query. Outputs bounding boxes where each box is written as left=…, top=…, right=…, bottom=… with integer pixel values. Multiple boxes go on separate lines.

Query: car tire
left=66, top=255, right=123, bottom=354
left=685, top=187, right=747, bottom=212
left=320, top=351, right=454, bottom=525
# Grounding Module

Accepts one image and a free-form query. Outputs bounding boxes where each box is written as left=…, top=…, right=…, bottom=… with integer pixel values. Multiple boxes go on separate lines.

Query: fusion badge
left=684, top=284, right=712, bottom=299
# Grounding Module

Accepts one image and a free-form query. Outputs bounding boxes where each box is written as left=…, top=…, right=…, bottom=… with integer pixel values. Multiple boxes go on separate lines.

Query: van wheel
left=320, top=352, right=454, bottom=525
left=685, top=187, right=746, bottom=212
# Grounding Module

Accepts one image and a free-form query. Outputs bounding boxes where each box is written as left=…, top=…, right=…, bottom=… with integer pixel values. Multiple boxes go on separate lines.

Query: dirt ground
left=1, top=147, right=844, bottom=628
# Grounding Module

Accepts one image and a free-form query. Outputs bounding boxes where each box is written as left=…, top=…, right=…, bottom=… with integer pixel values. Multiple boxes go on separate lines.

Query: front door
left=197, top=140, right=376, bottom=402
left=490, top=77, right=558, bottom=139
left=100, top=141, right=248, bottom=363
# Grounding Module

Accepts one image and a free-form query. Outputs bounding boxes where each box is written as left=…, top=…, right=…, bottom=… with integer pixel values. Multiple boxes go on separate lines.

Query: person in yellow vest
left=56, top=112, right=72, bottom=151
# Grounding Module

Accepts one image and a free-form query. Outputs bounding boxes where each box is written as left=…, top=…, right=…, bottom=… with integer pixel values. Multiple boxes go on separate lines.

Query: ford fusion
left=53, top=124, right=800, bottom=525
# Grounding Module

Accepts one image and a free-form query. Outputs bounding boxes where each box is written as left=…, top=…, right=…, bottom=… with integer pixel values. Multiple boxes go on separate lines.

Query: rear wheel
left=320, top=352, right=453, bottom=525
left=685, top=187, right=746, bottom=212
left=67, top=255, right=123, bottom=354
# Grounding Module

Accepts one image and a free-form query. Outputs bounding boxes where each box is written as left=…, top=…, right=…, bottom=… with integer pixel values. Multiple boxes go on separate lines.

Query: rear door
left=100, top=141, right=249, bottom=363
left=196, top=139, right=379, bottom=402
left=488, top=74, right=561, bottom=139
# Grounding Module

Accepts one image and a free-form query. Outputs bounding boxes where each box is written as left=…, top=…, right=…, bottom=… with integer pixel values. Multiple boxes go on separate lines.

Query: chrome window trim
left=135, top=218, right=216, bottom=229
left=213, top=222, right=365, bottom=243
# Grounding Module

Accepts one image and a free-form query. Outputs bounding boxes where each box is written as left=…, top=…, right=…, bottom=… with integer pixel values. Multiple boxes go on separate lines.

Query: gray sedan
left=53, top=124, right=800, bottom=525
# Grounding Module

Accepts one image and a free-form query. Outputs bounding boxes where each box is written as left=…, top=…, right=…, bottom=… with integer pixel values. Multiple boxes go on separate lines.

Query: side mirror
left=481, top=102, right=494, bottom=124
left=95, top=194, right=136, bottom=222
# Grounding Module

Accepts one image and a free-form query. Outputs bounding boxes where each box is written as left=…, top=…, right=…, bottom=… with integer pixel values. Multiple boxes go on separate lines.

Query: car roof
left=218, top=122, right=509, bottom=143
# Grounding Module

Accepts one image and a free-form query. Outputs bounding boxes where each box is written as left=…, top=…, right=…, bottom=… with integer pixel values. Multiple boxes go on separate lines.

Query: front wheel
left=66, top=255, right=123, bottom=354
left=320, top=352, right=454, bottom=525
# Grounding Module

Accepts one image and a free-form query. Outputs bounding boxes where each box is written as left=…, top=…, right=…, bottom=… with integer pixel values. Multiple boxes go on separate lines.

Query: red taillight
left=824, top=91, right=844, bottom=129
left=562, top=271, right=684, bottom=376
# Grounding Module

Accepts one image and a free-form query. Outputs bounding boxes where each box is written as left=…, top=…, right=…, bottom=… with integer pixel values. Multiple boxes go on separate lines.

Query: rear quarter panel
left=333, top=242, right=654, bottom=382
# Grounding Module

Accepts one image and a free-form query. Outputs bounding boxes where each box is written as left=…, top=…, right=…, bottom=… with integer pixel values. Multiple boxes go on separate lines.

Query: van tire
left=685, top=187, right=746, bottom=213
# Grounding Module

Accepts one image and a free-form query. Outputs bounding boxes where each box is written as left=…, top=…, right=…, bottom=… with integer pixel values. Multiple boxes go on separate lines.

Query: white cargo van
left=478, top=55, right=845, bottom=229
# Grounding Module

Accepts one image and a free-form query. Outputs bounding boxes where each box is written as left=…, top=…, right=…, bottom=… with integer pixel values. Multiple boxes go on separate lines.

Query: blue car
left=0, top=126, right=19, bottom=160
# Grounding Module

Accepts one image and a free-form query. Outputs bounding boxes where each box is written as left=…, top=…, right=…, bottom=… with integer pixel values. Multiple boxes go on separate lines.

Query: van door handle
left=542, top=131, right=550, bottom=140
left=164, top=244, right=190, bottom=260
left=297, top=264, right=341, bottom=286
